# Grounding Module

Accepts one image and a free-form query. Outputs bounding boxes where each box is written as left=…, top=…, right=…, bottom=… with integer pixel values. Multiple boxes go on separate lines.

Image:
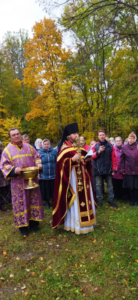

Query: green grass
left=0, top=201, right=138, bottom=300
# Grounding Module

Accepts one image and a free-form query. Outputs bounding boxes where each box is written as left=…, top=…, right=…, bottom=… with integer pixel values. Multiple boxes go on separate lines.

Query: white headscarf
left=34, top=138, right=42, bottom=150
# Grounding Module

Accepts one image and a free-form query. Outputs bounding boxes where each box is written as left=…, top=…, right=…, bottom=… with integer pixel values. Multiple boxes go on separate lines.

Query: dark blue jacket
left=39, top=147, right=57, bottom=179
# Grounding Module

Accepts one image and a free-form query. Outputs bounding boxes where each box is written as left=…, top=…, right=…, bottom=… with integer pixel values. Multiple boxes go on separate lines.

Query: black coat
left=93, top=141, right=114, bottom=176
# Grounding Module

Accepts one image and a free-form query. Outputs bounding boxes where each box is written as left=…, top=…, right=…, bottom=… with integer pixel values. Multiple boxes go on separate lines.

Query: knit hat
left=128, top=133, right=137, bottom=141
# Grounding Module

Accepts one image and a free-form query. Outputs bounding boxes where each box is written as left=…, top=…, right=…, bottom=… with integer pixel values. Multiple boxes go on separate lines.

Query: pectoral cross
left=72, top=136, right=85, bottom=153
left=72, top=136, right=85, bottom=192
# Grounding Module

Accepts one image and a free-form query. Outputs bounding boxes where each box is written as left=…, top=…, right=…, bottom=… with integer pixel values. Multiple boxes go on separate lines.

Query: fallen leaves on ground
left=39, top=257, right=43, bottom=261
left=21, top=285, right=26, bottom=290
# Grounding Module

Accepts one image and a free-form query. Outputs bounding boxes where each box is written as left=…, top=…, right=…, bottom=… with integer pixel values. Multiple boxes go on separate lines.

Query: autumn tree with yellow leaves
left=24, top=18, right=80, bottom=141
left=0, top=12, right=138, bottom=145
left=0, top=31, right=38, bottom=144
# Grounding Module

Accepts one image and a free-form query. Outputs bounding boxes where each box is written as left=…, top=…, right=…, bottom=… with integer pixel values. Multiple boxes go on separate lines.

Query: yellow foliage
left=0, top=89, right=3, bottom=99
left=22, top=18, right=138, bottom=142
left=24, top=17, right=81, bottom=140
left=0, top=117, right=21, bottom=146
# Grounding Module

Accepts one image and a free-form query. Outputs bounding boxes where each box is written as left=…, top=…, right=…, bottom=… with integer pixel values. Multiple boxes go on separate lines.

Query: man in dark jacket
left=92, top=130, right=117, bottom=208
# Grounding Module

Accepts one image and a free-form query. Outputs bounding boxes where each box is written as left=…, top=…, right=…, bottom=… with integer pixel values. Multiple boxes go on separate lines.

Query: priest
left=52, top=123, right=96, bottom=234
left=0, top=128, right=44, bottom=236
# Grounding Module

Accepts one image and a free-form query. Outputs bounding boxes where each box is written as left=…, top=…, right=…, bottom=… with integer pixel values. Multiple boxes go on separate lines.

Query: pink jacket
left=113, top=146, right=123, bottom=180
left=84, top=144, right=90, bottom=151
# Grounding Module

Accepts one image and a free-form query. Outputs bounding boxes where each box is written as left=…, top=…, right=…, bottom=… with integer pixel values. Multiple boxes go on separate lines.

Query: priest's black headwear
left=59, top=122, right=79, bottom=149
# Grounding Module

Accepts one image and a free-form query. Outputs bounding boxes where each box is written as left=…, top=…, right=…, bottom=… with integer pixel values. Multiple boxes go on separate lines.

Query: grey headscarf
left=42, top=139, right=51, bottom=148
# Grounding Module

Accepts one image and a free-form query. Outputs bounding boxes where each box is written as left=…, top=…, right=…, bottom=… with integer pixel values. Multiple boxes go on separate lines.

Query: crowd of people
left=82, top=131, right=138, bottom=208
left=0, top=125, right=137, bottom=236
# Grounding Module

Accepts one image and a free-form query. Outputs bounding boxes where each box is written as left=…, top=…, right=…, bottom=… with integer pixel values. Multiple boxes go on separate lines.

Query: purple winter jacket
left=120, top=142, right=138, bottom=175
left=113, top=146, right=123, bottom=179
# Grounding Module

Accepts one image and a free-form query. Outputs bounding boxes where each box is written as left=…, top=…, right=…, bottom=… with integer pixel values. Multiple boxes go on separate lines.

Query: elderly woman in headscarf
left=39, top=139, right=57, bottom=208
left=0, top=142, right=11, bottom=210
left=120, top=132, right=138, bottom=206
left=35, top=138, right=42, bottom=151
left=112, top=136, right=125, bottom=201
